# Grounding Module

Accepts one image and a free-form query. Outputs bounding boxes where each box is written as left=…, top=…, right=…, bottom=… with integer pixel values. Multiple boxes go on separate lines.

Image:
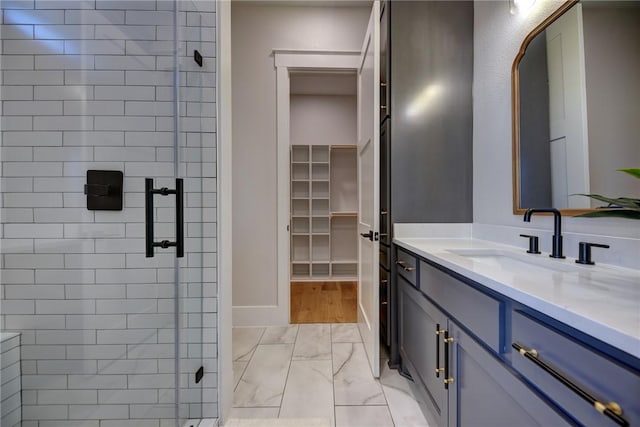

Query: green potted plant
left=576, top=168, right=640, bottom=219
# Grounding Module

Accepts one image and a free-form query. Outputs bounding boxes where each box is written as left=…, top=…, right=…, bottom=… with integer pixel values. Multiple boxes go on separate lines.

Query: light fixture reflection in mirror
left=512, top=0, right=640, bottom=215
left=511, top=0, right=537, bottom=16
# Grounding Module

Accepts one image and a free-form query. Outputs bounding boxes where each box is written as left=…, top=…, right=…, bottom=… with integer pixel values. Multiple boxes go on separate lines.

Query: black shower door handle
left=145, top=177, right=184, bottom=258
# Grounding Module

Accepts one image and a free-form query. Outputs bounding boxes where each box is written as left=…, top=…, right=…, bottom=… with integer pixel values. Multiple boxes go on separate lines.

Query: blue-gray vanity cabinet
left=447, top=321, right=572, bottom=427
left=398, top=276, right=448, bottom=426
left=396, top=245, right=640, bottom=427
left=399, top=258, right=571, bottom=427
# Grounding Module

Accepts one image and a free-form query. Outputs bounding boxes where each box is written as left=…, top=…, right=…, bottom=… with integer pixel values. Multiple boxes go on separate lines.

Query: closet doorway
left=287, top=70, right=359, bottom=324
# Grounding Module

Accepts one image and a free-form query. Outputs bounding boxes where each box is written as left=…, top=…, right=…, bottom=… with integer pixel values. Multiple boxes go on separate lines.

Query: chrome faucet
left=523, top=208, right=565, bottom=259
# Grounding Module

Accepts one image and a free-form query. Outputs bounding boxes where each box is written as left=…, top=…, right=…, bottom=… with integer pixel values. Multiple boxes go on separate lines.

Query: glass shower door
left=175, top=1, right=216, bottom=423
left=0, top=1, right=213, bottom=425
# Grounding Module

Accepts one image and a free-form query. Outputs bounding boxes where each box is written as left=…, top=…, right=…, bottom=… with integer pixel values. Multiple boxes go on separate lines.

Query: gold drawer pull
left=512, top=343, right=628, bottom=427
left=443, top=330, right=454, bottom=389
left=395, top=260, right=415, bottom=272
left=435, top=327, right=445, bottom=377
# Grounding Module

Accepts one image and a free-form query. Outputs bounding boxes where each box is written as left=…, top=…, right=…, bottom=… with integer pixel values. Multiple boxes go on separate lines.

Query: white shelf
left=292, top=145, right=310, bottom=162
left=290, top=144, right=357, bottom=280
left=331, top=216, right=357, bottom=263
left=330, top=147, right=357, bottom=213
left=331, top=263, right=357, bottom=278
left=312, top=163, right=329, bottom=180
left=311, top=145, right=329, bottom=163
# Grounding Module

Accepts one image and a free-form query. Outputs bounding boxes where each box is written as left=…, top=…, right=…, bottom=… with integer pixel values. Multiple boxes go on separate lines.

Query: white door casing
left=357, top=1, right=380, bottom=379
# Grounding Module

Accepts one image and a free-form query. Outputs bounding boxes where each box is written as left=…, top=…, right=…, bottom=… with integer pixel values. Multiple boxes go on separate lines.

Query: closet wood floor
left=290, top=281, right=357, bottom=323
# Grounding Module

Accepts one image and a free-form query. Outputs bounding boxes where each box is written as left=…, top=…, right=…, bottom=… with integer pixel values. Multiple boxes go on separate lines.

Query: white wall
left=231, top=4, right=369, bottom=311
left=290, top=95, right=356, bottom=146
left=473, top=0, right=640, bottom=268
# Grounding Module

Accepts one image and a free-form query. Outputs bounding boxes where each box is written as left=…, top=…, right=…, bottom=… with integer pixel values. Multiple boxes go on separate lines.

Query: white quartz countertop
left=393, top=237, right=640, bottom=359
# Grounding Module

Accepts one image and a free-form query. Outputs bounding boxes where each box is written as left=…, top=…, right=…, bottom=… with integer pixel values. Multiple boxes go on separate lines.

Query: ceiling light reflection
left=405, top=83, right=444, bottom=119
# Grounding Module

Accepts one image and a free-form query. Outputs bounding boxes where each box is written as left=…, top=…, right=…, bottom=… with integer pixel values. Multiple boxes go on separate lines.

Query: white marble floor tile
left=331, top=323, right=362, bottom=343
left=233, top=327, right=265, bottom=362
left=334, top=405, right=394, bottom=427
left=292, top=323, right=331, bottom=361
left=196, top=420, right=217, bottom=427
left=233, top=361, right=248, bottom=390
left=233, top=344, right=293, bottom=407
left=279, top=360, right=334, bottom=423
left=260, top=325, right=299, bottom=344
left=332, top=343, right=386, bottom=406
left=227, top=407, right=280, bottom=419
left=380, top=363, right=431, bottom=426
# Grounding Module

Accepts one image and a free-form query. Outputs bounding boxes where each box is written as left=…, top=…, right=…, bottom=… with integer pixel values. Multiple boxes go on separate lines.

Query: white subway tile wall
left=0, top=0, right=217, bottom=425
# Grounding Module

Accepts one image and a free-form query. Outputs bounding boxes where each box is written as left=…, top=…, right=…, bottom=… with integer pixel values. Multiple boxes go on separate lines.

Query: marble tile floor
left=231, top=323, right=432, bottom=427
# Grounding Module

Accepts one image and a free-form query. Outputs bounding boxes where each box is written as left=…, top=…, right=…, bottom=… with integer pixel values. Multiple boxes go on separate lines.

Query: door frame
left=255, top=49, right=361, bottom=326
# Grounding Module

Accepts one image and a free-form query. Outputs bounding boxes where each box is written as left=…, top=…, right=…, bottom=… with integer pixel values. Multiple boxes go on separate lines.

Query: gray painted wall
left=389, top=1, right=474, bottom=224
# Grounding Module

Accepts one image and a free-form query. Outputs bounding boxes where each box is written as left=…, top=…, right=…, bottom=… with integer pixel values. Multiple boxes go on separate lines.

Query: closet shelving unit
left=290, top=145, right=357, bottom=280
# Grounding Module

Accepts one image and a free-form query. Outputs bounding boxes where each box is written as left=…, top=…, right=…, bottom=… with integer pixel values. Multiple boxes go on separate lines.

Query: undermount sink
left=446, top=248, right=581, bottom=274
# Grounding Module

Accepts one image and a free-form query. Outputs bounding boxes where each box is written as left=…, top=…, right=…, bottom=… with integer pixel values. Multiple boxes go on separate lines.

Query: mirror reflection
left=514, top=0, right=640, bottom=212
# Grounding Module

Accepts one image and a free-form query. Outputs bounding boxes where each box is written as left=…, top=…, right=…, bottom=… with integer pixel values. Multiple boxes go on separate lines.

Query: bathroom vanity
left=393, top=237, right=639, bottom=427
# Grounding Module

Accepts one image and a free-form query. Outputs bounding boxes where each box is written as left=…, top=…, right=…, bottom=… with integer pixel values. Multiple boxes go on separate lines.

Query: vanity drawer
left=419, top=260, right=501, bottom=352
left=511, top=310, right=639, bottom=427
left=396, top=247, right=417, bottom=286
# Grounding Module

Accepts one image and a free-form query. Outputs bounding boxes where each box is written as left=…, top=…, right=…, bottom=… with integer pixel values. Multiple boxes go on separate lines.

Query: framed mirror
left=512, top=0, right=640, bottom=215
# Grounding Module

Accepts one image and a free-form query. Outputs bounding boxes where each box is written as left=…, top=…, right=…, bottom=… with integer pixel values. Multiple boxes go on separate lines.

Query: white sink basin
left=446, top=248, right=581, bottom=274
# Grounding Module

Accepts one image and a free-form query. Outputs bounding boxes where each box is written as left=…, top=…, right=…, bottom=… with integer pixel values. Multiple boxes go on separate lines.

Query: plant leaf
left=617, top=168, right=640, bottom=180
left=575, top=209, right=640, bottom=219
left=573, top=194, right=640, bottom=210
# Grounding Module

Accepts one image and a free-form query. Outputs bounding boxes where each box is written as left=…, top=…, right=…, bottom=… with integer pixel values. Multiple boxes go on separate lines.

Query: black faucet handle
left=520, top=234, right=541, bottom=254
left=576, top=242, right=610, bottom=265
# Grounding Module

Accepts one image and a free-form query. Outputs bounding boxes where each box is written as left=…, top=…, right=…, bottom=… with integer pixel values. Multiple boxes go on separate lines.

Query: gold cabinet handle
left=396, top=259, right=415, bottom=272
left=435, top=327, right=445, bottom=378
left=512, top=343, right=628, bottom=427
left=443, top=330, right=454, bottom=389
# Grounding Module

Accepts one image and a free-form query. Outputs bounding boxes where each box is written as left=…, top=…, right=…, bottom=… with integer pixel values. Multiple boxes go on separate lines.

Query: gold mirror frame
left=511, top=0, right=588, bottom=216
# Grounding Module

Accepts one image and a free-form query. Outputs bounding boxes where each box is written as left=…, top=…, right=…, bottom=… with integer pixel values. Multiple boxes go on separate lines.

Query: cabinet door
left=447, top=322, right=572, bottom=427
left=398, top=277, right=447, bottom=425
